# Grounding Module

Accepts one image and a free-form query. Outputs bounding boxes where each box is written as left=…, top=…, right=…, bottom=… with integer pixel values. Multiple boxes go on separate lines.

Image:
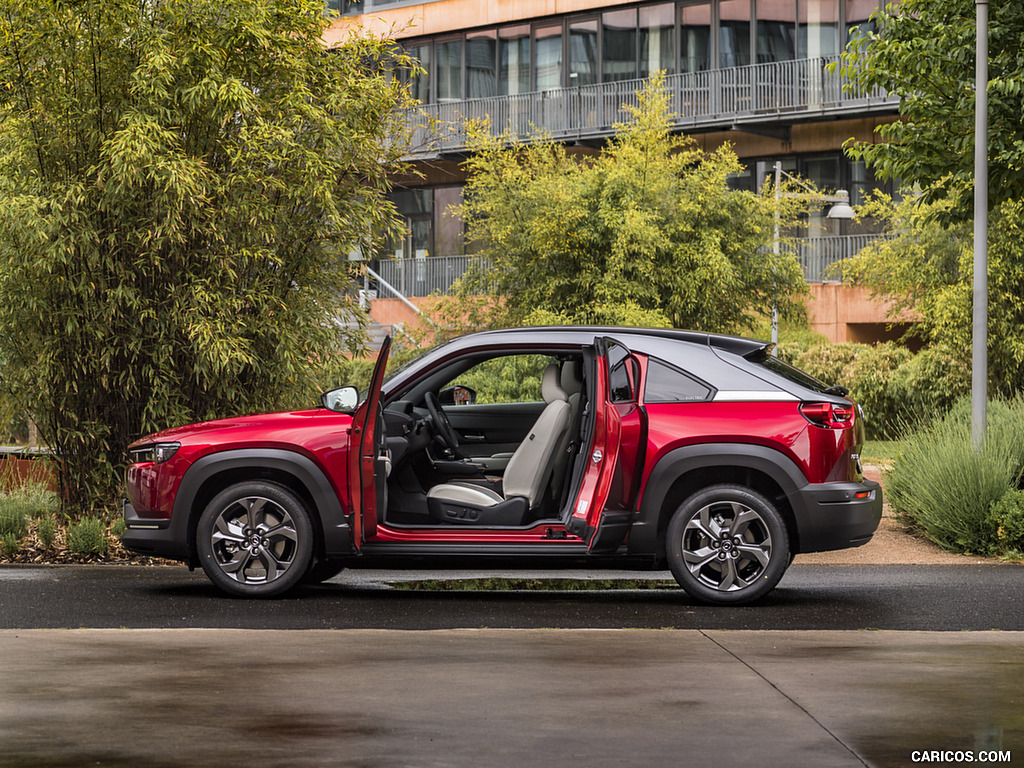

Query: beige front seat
left=427, top=363, right=571, bottom=525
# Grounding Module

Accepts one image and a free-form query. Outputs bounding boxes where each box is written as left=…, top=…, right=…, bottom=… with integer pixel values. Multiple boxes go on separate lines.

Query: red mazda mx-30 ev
left=123, top=327, right=881, bottom=605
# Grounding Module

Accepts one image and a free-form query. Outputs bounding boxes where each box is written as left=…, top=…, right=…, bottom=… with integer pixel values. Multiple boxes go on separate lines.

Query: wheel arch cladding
left=173, top=449, right=352, bottom=564
left=630, top=443, right=807, bottom=559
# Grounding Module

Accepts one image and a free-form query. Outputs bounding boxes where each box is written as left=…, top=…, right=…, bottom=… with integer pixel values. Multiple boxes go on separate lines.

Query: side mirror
left=438, top=385, right=477, bottom=406
left=321, top=386, right=359, bottom=412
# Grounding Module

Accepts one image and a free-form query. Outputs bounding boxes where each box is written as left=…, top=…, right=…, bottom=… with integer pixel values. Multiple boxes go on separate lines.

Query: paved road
left=2, top=563, right=1023, bottom=767
left=1, top=563, right=1023, bottom=630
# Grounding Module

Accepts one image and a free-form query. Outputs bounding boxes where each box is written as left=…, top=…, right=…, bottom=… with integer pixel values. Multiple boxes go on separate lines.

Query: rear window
left=753, top=355, right=830, bottom=394
left=644, top=359, right=712, bottom=403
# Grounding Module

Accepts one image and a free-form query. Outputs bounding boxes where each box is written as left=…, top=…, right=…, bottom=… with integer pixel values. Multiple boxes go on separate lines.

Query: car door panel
left=444, top=402, right=546, bottom=459
left=347, top=336, right=391, bottom=548
left=567, top=338, right=646, bottom=554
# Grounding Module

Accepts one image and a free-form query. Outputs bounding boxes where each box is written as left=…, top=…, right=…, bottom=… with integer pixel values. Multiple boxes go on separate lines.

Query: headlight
left=128, top=442, right=180, bottom=465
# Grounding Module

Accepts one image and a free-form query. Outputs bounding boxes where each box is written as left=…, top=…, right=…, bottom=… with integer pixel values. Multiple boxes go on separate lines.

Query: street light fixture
left=771, top=160, right=854, bottom=354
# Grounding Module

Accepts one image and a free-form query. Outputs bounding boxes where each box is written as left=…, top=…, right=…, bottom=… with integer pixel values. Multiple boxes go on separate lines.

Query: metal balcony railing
left=796, top=234, right=890, bottom=282
left=371, top=234, right=889, bottom=298
left=400, top=56, right=897, bottom=159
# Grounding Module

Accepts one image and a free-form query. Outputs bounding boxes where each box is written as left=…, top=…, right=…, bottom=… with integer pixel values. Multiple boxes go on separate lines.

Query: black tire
left=302, top=559, right=346, bottom=585
left=196, top=481, right=314, bottom=598
left=666, top=484, right=790, bottom=606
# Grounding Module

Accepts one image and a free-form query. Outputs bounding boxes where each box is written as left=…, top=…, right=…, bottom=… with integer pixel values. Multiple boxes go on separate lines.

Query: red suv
left=123, top=327, right=881, bottom=604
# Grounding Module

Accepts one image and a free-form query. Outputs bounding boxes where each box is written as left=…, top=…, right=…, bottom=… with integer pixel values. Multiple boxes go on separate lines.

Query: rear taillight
left=800, top=402, right=854, bottom=429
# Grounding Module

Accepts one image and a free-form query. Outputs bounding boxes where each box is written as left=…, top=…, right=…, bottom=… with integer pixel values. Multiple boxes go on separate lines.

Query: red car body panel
left=122, top=326, right=882, bottom=603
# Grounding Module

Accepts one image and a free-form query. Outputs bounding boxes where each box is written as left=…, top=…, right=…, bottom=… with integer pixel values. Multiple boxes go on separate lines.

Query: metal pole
left=772, top=161, right=781, bottom=355
left=972, top=0, right=989, bottom=448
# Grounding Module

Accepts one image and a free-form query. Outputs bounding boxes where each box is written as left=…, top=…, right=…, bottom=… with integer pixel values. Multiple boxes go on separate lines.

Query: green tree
left=840, top=194, right=1024, bottom=395
left=839, top=0, right=1024, bottom=216
left=0, top=0, right=412, bottom=510
left=443, top=77, right=809, bottom=333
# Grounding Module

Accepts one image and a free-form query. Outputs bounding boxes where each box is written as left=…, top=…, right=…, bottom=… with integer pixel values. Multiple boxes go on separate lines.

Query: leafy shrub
left=67, top=516, right=108, bottom=556
left=36, top=514, right=57, bottom=549
left=1, top=531, right=19, bottom=558
left=890, top=345, right=971, bottom=425
left=887, top=398, right=1024, bottom=555
left=111, top=517, right=127, bottom=539
left=845, top=344, right=914, bottom=439
left=0, top=503, right=28, bottom=539
left=990, top=489, right=1024, bottom=554
left=794, top=343, right=867, bottom=389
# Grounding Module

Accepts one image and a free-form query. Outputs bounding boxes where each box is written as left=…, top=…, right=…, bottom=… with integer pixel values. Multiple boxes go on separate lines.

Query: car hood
left=130, top=408, right=352, bottom=448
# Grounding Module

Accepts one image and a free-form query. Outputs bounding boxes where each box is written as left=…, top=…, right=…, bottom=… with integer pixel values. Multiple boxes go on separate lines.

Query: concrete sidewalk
left=1, top=629, right=1020, bottom=767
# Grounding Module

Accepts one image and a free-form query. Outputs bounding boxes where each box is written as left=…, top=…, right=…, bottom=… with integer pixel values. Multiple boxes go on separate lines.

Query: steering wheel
left=424, top=391, right=459, bottom=452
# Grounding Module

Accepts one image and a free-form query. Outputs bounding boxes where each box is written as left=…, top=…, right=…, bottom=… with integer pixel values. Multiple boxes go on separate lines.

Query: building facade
left=329, top=0, right=905, bottom=343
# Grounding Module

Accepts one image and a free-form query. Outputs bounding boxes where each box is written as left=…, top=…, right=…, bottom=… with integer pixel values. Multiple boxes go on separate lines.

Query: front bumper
left=122, top=499, right=191, bottom=564
left=789, top=479, right=883, bottom=553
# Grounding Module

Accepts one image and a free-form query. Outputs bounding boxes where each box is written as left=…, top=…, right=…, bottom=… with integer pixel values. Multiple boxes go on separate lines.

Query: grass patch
left=861, top=440, right=901, bottom=465
left=389, top=578, right=679, bottom=592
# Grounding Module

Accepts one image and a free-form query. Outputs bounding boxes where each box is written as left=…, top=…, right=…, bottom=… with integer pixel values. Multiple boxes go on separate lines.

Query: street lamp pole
left=772, top=162, right=782, bottom=352
left=972, top=0, right=989, bottom=448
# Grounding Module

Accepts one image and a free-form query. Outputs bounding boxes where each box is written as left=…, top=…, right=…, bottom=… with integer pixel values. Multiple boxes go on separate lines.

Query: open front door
left=568, top=337, right=647, bottom=554
left=348, top=336, right=391, bottom=549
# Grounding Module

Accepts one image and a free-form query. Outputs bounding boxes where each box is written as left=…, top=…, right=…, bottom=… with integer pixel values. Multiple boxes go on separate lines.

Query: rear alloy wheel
left=666, top=484, right=790, bottom=606
left=197, top=481, right=313, bottom=598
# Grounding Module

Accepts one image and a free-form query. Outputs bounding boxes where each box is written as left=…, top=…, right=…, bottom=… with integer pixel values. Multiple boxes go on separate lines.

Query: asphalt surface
left=2, top=563, right=1023, bottom=767
left=1, top=563, right=1023, bottom=630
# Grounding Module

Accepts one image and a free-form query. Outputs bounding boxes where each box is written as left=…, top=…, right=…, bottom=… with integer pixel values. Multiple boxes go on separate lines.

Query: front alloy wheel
left=666, top=484, right=789, bottom=605
left=197, top=481, right=313, bottom=598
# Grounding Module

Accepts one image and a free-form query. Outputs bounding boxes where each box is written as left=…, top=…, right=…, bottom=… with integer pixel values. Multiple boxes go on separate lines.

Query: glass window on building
left=534, top=24, right=563, bottom=90
left=799, top=0, right=840, bottom=59
left=466, top=30, right=497, bottom=99
left=499, top=25, right=531, bottom=95
left=679, top=3, right=711, bottom=73
left=436, top=39, right=463, bottom=102
left=846, top=0, right=879, bottom=45
left=433, top=186, right=465, bottom=257
left=404, top=42, right=431, bottom=104
left=719, top=0, right=752, bottom=68
left=390, top=188, right=433, bottom=260
left=756, top=0, right=796, bottom=63
left=801, top=154, right=843, bottom=236
left=640, top=4, right=675, bottom=77
left=603, top=8, right=638, bottom=82
left=570, top=18, right=599, bottom=86
left=325, top=0, right=363, bottom=16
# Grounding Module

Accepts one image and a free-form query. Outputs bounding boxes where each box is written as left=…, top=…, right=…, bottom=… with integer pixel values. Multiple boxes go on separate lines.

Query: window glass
left=404, top=43, right=431, bottom=104
left=640, top=4, right=675, bottom=77
left=436, top=39, right=463, bottom=102
left=607, top=343, right=637, bottom=403
left=433, top=186, right=463, bottom=257
left=755, top=0, right=796, bottom=62
left=466, top=30, right=497, bottom=98
left=446, top=355, right=554, bottom=405
left=602, top=9, right=638, bottom=82
left=846, top=0, right=878, bottom=45
left=499, top=25, right=531, bottom=95
left=679, top=3, right=711, bottom=73
left=719, top=0, right=751, bottom=67
left=644, top=359, right=712, bottom=403
left=570, top=19, right=599, bottom=86
left=799, top=0, right=840, bottom=59
left=534, top=24, right=563, bottom=90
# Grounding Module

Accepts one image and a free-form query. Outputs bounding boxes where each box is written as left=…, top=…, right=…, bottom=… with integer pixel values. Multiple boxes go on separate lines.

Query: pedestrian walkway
left=0, top=628, right=1019, bottom=766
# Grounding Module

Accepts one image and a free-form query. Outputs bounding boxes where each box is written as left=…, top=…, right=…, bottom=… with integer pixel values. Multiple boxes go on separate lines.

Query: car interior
left=380, top=351, right=593, bottom=528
